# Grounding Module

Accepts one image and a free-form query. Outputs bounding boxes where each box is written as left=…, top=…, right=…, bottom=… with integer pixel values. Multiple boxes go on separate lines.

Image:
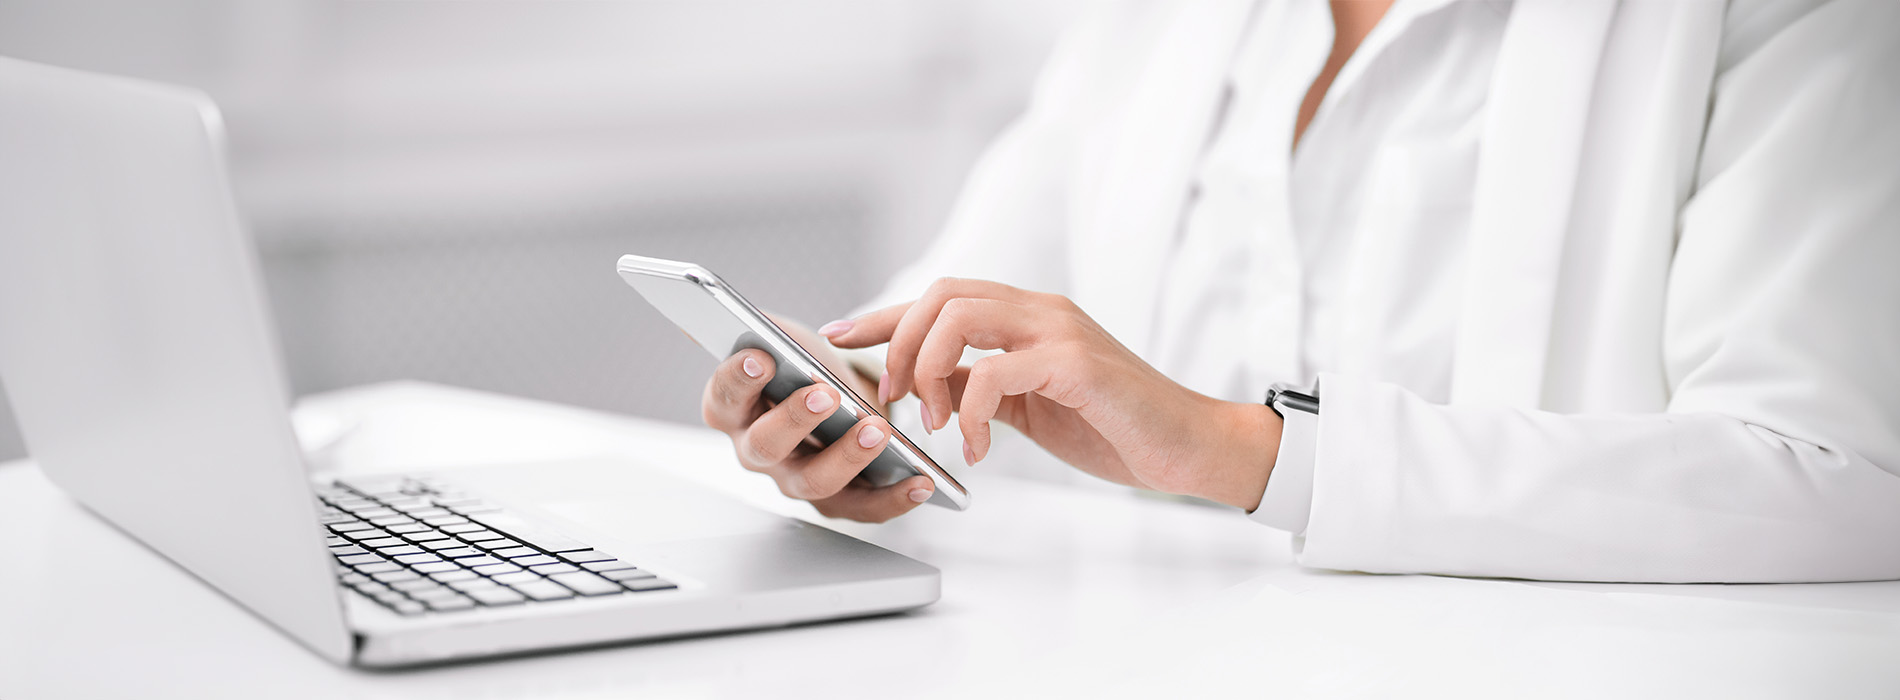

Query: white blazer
left=864, top=0, right=1900, bottom=582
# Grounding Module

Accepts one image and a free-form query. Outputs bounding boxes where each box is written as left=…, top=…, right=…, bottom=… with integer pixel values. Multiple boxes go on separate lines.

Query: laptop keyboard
left=317, top=476, right=676, bottom=615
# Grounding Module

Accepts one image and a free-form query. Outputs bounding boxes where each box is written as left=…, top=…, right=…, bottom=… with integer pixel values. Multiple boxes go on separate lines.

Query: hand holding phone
left=618, top=255, right=970, bottom=515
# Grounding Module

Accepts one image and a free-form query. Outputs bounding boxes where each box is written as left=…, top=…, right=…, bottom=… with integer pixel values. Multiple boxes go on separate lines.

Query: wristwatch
left=1251, top=382, right=1319, bottom=532
left=1265, top=383, right=1320, bottom=419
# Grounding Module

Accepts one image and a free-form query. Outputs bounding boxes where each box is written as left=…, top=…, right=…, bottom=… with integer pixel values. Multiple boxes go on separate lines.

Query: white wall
left=0, top=0, right=1086, bottom=460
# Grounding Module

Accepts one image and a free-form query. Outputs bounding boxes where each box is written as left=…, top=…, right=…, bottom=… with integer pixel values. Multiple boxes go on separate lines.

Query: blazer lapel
left=1450, top=0, right=1619, bottom=407
left=1070, top=0, right=1258, bottom=357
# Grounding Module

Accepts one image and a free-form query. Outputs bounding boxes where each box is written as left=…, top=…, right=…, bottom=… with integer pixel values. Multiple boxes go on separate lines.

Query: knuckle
left=735, top=434, right=771, bottom=468
left=790, top=470, right=824, bottom=500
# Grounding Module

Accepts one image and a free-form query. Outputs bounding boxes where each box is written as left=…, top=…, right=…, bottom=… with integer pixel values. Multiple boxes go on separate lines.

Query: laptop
left=0, top=57, right=938, bottom=667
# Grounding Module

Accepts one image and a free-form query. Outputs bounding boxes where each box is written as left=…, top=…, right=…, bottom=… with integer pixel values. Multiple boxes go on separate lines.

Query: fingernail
left=920, top=402, right=933, bottom=434
left=858, top=424, right=884, bottom=449
left=877, top=371, right=890, bottom=405
left=805, top=389, right=834, bottom=413
left=742, top=357, right=763, bottom=378
left=963, top=440, right=976, bottom=466
left=908, top=488, right=932, bottom=503
left=817, top=319, right=854, bottom=338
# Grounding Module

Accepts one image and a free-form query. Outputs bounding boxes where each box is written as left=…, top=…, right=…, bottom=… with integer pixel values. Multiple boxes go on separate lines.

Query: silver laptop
left=0, top=57, right=938, bottom=668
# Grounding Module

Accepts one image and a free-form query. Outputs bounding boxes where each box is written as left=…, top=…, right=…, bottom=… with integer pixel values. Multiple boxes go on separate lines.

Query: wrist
left=1189, top=400, right=1282, bottom=510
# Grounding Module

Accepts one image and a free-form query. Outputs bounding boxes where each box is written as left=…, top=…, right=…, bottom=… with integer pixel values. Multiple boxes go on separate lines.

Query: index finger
left=823, top=278, right=1031, bottom=403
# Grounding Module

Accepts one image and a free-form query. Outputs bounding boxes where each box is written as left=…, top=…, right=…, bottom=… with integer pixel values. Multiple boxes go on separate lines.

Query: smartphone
left=616, top=254, right=970, bottom=510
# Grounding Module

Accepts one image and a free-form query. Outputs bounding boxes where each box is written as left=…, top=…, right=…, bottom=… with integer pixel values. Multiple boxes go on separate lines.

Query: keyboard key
left=446, top=578, right=501, bottom=593
left=560, top=550, right=615, bottom=564
left=319, top=513, right=357, bottom=525
left=449, top=503, right=503, bottom=515
left=472, top=563, right=522, bottom=576
left=421, top=539, right=466, bottom=551
left=623, top=578, right=677, bottom=592
left=357, top=537, right=404, bottom=549
left=355, top=562, right=402, bottom=574
left=468, top=512, right=590, bottom=553
left=352, top=581, right=391, bottom=596
left=457, top=556, right=503, bottom=568
left=371, top=569, right=422, bottom=583
left=341, top=528, right=391, bottom=541
left=339, top=572, right=369, bottom=585
left=431, top=496, right=483, bottom=508
left=394, top=553, right=442, bottom=565
left=466, top=588, right=525, bottom=606
left=324, top=535, right=349, bottom=547
left=512, top=581, right=574, bottom=601
left=440, top=523, right=484, bottom=534
left=456, top=530, right=505, bottom=542
left=392, top=578, right=442, bottom=592
left=352, top=507, right=398, bottom=519
left=328, top=521, right=375, bottom=533
left=411, top=561, right=461, bottom=574
left=473, top=538, right=522, bottom=551
left=582, top=560, right=636, bottom=573
left=399, top=528, right=446, bottom=544
left=529, top=563, right=579, bottom=576
left=337, top=553, right=384, bottom=566
left=513, top=554, right=558, bottom=567
left=491, top=571, right=541, bottom=585
left=392, top=600, right=426, bottom=615
left=426, top=596, right=477, bottom=612
left=369, top=516, right=414, bottom=527
left=548, top=572, right=621, bottom=596
left=423, top=516, right=470, bottom=527
left=375, top=545, right=423, bottom=557
left=437, top=548, right=483, bottom=559
left=409, top=587, right=462, bottom=603
left=329, top=545, right=368, bottom=557
left=406, top=507, right=452, bottom=519
left=428, top=570, right=480, bottom=583
left=492, top=547, right=537, bottom=559
left=384, top=523, right=430, bottom=534
left=601, top=568, right=656, bottom=582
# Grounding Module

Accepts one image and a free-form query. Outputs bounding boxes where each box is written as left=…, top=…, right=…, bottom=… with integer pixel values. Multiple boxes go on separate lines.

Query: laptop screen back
left=0, top=58, right=352, bottom=663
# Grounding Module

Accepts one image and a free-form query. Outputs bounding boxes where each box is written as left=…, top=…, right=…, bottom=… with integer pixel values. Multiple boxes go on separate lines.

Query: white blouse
left=1151, top=0, right=1511, bottom=409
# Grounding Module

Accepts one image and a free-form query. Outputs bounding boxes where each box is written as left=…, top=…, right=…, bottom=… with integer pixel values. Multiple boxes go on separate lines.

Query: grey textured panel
left=256, top=196, right=873, bottom=426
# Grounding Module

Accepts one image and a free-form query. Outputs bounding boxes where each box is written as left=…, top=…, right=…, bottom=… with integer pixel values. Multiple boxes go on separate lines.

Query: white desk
left=3, top=382, right=1897, bottom=699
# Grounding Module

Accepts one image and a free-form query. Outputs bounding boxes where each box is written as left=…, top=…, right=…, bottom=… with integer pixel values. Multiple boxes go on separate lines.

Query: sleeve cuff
left=1249, top=403, right=1317, bottom=533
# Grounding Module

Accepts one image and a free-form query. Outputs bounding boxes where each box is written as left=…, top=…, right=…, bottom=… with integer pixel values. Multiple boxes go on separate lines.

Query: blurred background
left=0, top=0, right=1087, bottom=461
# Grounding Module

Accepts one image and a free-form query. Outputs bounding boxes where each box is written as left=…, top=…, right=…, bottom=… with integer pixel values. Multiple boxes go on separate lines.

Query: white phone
left=616, top=254, right=970, bottom=510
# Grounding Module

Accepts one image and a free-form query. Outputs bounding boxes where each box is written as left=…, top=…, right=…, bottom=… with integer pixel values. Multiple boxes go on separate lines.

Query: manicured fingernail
left=877, top=371, right=890, bottom=405
left=742, top=357, right=763, bottom=378
left=963, top=440, right=976, bottom=466
left=805, top=389, right=834, bottom=413
left=920, top=403, right=934, bottom=434
left=908, top=488, right=932, bottom=503
left=817, top=319, right=854, bottom=338
left=858, top=424, right=884, bottom=449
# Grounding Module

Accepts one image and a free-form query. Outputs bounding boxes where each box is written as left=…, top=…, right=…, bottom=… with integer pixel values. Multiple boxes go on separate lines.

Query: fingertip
left=804, top=385, right=837, bottom=414
left=816, top=319, right=854, bottom=338
left=856, top=419, right=887, bottom=450
left=906, top=477, right=934, bottom=503
left=741, top=355, right=763, bottom=379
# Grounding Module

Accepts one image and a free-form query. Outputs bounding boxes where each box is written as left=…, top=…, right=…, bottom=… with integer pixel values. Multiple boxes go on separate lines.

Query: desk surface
left=3, top=381, right=1897, bottom=699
